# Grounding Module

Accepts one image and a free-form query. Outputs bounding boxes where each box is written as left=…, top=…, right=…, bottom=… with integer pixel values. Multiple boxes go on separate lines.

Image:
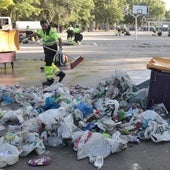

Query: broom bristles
left=70, top=56, right=84, bottom=69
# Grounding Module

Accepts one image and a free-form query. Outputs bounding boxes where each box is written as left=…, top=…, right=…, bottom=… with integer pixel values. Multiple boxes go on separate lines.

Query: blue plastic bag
left=74, top=101, right=93, bottom=118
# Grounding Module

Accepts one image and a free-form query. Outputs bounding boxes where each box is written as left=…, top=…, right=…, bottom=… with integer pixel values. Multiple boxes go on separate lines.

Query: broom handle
left=35, top=41, right=74, bottom=59
left=36, top=41, right=57, bottom=52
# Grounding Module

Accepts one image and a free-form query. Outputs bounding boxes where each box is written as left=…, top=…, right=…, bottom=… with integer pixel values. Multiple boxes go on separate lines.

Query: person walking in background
left=25, top=25, right=35, bottom=41
left=116, top=25, right=121, bottom=36
left=67, top=25, right=74, bottom=44
left=67, top=25, right=74, bottom=39
left=73, top=25, right=81, bottom=43
left=26, top=25, right=31, bottom=36
left=34, top=19, right=66, bottom=86
left=152, top=25, right=156, bottom=36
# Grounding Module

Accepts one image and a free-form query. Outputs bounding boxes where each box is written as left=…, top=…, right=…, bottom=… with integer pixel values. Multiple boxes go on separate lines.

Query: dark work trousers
left=67, top=30, right=74, bottom=39
left=43, top=44, right=58, bottom=66
left=74, top=33, right=80, bottom=42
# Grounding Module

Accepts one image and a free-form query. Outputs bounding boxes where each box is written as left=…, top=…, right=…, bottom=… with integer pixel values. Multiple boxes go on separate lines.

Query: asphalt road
left=1, top=30, right=170, bottom=170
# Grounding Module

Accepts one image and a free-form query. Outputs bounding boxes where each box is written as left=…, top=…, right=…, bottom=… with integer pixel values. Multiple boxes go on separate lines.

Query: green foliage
left=75, top=0, right=94, bottom=25
left=1, top=0, right=41, bottom=20
left=93, top=0, right=125, bottom=30
left=165, top=10, right=170, bottom=18
left=0, top=0, right=13, bottom=9
left=0, top=0, right=168, bottom=30
left=147, top=0, right=165, bottom=19
left=38, top=0, right=94, bottom=28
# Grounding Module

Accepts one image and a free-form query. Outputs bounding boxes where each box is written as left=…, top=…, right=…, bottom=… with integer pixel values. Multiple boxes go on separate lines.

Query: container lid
left=147, top=57, right=170, bottom=72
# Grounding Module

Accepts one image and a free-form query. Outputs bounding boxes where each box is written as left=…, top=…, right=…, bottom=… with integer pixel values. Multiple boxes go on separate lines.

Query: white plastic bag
left=38, top=107, right=67, bottom=130
left=45, top=136, right=63, bottom=147
left=58, top=114, right=77, bottom=139
left=100, top=116, right=120, bottom=131
left=107, top=131, right=128, bottom=153
left=74, top=131, right=111, bottom=160
left=0, top=143, right=20, bottom=168
left=2, top=109, right=24, bottom=124
left=104, top=99, right=119, bottom=117
left=151, top=123, right=170, bottom=143
left=20, top=132, right=45, bottom=156
left=140, top=110, right=168, bottom=125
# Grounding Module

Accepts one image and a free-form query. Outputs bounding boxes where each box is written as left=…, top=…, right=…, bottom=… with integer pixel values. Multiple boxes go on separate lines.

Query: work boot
left=57, top=71, right=65, bottom=82
left=42, top=79, right=54, bottom=86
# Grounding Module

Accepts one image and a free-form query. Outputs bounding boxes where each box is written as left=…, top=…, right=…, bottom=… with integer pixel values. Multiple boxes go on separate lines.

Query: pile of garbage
left=0, top=69, right=169, bottom=169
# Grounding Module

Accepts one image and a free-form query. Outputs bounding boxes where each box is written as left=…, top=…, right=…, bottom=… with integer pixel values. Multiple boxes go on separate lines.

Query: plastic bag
left=104, top=99, right=119, bottom=117
left=2, top=109, right=24, bottom=125
left=74, top=101, right=93, bottom=118
left=140, top=110, right=168, bottom=125
left=100, top=116, right=121, bottom=131
left=93, top=98, right=105, bottom=115
left=74, top=131, right=111, bottom=160
left=130, top=88, right=148, bottom=109
left=45, top=136, right=63, bottom=147
left=150, top=123, right=170, bottom=143
left=58, top=114, right=77, bottom=139
left=38, top=107, right=67, bottom=130
left=107, top=131, right=128, bottom=153
left=42, top=96, right=60, bottom=110
left=22, top=117, right=42, bottom=132
left=0, top=143, right=20, bottom=168
left=20, top=132, right=45, bottom=156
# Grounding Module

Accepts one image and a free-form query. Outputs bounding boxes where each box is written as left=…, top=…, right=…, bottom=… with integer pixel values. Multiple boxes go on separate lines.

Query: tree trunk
left=105, top=17, right=109, bottom=31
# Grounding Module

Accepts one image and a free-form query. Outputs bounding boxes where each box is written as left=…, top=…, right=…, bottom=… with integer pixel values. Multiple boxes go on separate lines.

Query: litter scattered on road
left=0, top=69, right=169, bottom=169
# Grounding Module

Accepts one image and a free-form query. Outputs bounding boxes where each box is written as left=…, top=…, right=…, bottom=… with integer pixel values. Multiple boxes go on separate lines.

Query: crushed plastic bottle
left=94, top=156, right=104, bottom=169
left=118, top=109, right=126, bottom=120
left=129, top=163, right=141, bottom=170
left=127, top=135, right=140, bottom=144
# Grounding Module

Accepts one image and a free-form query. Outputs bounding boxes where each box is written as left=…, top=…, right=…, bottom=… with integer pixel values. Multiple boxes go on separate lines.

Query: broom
left=35, top=41, right=84, bottom=69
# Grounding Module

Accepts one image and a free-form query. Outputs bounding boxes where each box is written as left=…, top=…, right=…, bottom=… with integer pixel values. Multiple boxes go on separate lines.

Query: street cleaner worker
left=33, top=19, right=66, bottom=86
left=73, top=25, right=81, bottom=43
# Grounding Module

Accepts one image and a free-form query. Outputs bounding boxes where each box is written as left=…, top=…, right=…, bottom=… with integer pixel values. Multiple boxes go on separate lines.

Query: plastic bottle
left=127, top=135, right=140, bottom=144
left=118, top=109, right=126, bottom=120
left=129, top=163, right=141, bottom=170
left=94, top=156, right=104, bottom=169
